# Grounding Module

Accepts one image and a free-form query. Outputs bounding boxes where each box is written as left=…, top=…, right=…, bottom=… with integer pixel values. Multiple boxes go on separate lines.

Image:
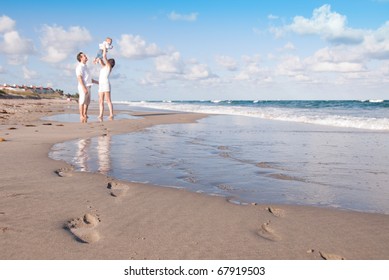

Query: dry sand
left=1, top=99, right=388, bottom=260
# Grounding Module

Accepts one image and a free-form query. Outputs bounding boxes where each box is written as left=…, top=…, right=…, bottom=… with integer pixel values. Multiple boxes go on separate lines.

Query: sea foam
left=115, top=100, right=389, bottom=131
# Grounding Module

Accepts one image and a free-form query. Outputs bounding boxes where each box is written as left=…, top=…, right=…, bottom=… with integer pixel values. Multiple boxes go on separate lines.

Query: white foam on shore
left=115, top=101, right=389, bottom=131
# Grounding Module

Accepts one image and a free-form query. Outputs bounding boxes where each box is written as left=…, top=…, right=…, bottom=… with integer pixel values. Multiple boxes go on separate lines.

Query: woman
left=98, top=47, right=115, bottom=121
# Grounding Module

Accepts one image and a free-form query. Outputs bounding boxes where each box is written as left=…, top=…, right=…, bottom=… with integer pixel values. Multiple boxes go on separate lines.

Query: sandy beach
left=1, top=98, right=389, bottom=260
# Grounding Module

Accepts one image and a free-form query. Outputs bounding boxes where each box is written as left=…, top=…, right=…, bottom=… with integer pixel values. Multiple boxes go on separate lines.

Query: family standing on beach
left=76, top=37, right=115, bottom=123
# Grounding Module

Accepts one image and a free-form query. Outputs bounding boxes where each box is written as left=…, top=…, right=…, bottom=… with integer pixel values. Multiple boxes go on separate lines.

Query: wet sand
left=1, top=99, right=389, bottom=259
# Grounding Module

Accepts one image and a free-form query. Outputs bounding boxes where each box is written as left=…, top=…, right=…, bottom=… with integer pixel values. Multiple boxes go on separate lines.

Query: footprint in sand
left=266, top=206, right=285, bottom=217
left=257, top=220, right=281, bottom=241
left=107, top=182, right=129, bottom=198
left=1, top=226, right=12, bottom=233
left=66, top=213, right=100, bottom=243
left=54, top=168, right=73, bottom=177
left=319, top=251, right=345, bottom=260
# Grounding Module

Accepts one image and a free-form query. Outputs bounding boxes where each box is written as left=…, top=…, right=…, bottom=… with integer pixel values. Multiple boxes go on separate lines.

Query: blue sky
left=1, top=0, right=389, bottom=101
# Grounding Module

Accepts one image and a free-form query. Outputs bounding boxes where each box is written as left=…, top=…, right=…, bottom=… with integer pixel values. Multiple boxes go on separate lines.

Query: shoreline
left=1, top=99, right=389, bottom=260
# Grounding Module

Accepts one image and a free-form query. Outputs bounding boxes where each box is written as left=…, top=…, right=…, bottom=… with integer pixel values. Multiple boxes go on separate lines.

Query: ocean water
left=49, top=100, right=389, bottom=214
left=118, top=99, right=389, bottom=131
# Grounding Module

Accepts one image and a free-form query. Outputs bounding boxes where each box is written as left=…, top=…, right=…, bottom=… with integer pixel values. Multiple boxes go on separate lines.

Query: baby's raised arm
left=98, top=47, right=109, bottom=68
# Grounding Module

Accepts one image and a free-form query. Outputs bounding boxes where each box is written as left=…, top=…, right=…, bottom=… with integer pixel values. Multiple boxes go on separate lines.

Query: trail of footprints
left=256, top=207, right=283, bottom=242
left=257, top=206, right=345, bottom=260
left=64, top=181, right=130, bottom=244
left=57, top=167, right=345, bottom=259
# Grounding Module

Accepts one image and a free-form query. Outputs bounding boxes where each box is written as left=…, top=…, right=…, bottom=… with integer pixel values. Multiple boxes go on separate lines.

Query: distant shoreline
left=0, top=88, right=70, bottom=100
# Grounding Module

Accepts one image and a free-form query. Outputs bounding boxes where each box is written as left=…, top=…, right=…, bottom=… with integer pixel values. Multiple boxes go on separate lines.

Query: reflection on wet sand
left=74, top=139, right=91, bottom=172
left=74, top=135, right=111, bottom=175
left=97, top=135, right=111, bottom=175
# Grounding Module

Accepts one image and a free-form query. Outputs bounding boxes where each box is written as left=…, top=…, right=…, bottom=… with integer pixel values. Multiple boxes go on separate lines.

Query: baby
left=93, top=37, right=113, bottom=64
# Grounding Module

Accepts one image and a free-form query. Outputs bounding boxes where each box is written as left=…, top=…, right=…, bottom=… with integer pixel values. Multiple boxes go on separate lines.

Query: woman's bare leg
left=105, top=91, right=114, bottom=120
left=98, top=92, right=105, bottom=121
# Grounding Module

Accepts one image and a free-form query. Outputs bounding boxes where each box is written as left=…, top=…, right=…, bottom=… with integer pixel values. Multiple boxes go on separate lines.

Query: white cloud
left=139, top=72, right=167, bottom=86
left=215, top=55, right=238, bottom=71
left=275, top=48, right=366, bottom=85
left=273, top=5, right=364, bottom=45
left=0, top=15, right=35, bottom=65
left=378, top=61, right=389, bottom=75
left=155, top=52, right=184, bottom=73
left=185, top=64, right=214, bottom=80
left=284, top=42, right=296, bottom=50
left=59, top=63, right=79, bottom=77
left=141, top=52, right=216, bottom=86
left=168, top=11, right=198, bottom=22
left=234, top=55, right=266, bottom=81
left=118, top=34, right=162, bottom=59
left=274, top=55, right=317, bottom=82
left=278, top=42, right=296, bottom=52
left=0, top=30, right=34, bottom=55
left=0, top=15, right=15, bottom=33
left=268, top=14, right=279, bottom=20
left=272, top=5, right=389, bottom=60
left=267, top=4, right=389, bottom=87
left=276, top=55, right=305, bottom=76
left=0, top=31, right=35, bottom=65
left=40, top=25, right=92, bottom=63
left=7, top=55, right=29, bottom=65
left=362, top=22, right=389, bottom=59
left=22, top=66, right=38, bottom=80
left=305, top=47, right=366, bottom=73
left=294, top=74, right=311, bottom=82
left=310, top=61, right=366, bottom=72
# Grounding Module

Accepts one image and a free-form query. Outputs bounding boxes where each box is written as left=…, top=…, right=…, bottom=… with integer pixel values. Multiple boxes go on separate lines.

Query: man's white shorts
left=78, top=86, right=91, bottom=105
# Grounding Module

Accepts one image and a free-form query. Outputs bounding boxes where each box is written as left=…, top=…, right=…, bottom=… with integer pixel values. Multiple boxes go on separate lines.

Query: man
left=76, top=52, right=97, bottom=123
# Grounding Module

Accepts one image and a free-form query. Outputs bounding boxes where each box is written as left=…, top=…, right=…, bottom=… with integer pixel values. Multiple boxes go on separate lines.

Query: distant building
left=1, top=83, right=55, bottom=94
